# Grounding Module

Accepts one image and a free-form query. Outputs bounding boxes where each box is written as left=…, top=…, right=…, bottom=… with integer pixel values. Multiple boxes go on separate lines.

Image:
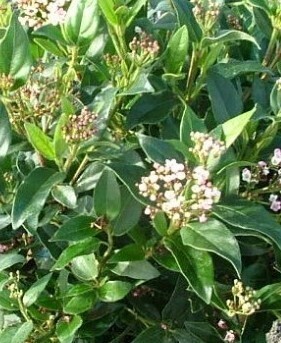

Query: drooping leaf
left=164, top=237, right=214, bottom=303
left=181, top=219, right=241, bottom=276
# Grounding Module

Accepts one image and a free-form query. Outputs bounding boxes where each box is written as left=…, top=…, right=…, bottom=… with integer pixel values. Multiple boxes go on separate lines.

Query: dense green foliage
left=1, top=0, right=281, bottom=341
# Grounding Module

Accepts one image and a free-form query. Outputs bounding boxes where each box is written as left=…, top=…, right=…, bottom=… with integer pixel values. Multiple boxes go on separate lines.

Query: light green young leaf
left=98, top=281, right=132, bottom=302
left=24, top=123, right=55, bottom=161
left=11, top=322, right=33, bottom=343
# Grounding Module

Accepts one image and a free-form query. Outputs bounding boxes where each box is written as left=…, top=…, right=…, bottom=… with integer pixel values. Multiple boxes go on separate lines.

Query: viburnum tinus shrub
left=1, top=0, right=281, bottom=341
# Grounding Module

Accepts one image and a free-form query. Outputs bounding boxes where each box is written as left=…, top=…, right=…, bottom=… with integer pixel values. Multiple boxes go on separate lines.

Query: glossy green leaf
left=180, top=106, right=206, bottom=147
left=138, top=134, right=183, bottom=164
left=108, top=162, right=146, bottom=202
left=52, top=185, right=77, bottom=209
left=213, top=200, right=281, bottom=252
left=94, top=168, right=121, bottom=221
left=255, top=283, right=281, bottom=311
left=98, top=281, right=132, bottom=302
left=181, top=219, right=241, bottom=276
left=170, top=0, right=202, bottom=42
left=56, top=315, right=82, bottom=343
left=253, top=7, right=272, bottom=38
left=164, top=25, right=188, bottom=74
left=0, top=327, right=18, bottom=342
left=202, top=30, right=260, bottom=48
left=70, top=253, right=98, bottom=281
left=53, top=112, right=69, bottom=163
left=11, top=322, right=33, bottom=343
left=153, top=211, right=168, bottom=236
left=132, top=327, right=166, bottom=343
left=75, top=161, right=104, bottom=193
left=12, top=168, right=65, bottom=229
left=112, top=260, right=160, bottom=280
left=65, top=284, right=94, bottom=298
left=62, top=0, right=99, bottom=46
left=126, top=92, right=178, bottom=129
left=0, top=13, right=32, bottom=88
left=173, top=322, right=223, bottom=343
left=112, top=187, right=142, bottom=236
left=0, top=253, right=25, bottom=272
left=121, top=73, right=154, bottom=95
left=51, top=238, right=100, bottom=270
left=33, top=37, right=65, bottom=57
left=207, top=71, right=243, bottom=124
left=109, top=244, right=145, bottom=263
left=51, top=215, right=94, bottom=242
left=164, top=237, right=214, bottom=303
left=24, top=123, right=55, bottom=160
left=63, top=293, right=96, bottom=314
left=23, top=273, right=52, bottom=307
left=0, top=103, right=11, bottom=159
left=221, top=107, right=256, bottom=148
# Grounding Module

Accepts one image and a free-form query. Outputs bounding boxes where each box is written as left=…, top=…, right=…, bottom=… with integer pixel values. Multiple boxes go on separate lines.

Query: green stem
left=185, top=45, right=199, bottom=102
left=262, top=27, right=279, bottom=67
left=63, top=145, right=78, bottom=172
left=70, top=154, right=89, bottom=186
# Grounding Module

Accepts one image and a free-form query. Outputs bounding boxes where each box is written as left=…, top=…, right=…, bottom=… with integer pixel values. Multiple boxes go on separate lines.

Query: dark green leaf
left=112, top=187, right=143, bottom=236
left=180, top=106, right=206, bottom=147
left=164, top=237, right=214, bottom=303
left=51, top=238, right=99, bottom=270
left=0, top=13, right=32, bottom=88
left=75, top=161, right=104, bottom=193
left=213, top=200, right=281, bottom=252
left=132, top=327, right=166, bottom=343
left=63, top=293, right=96, bottom=314
left=121, top=72, right=154, bottom=95
left=138, top=134, right=183, bottom=164
left=94, top=168, right=121, bottom=221
left=23, top=273, right=52, bottom=307
left=181, top=219, right=241, bottom=276
left=51, top=215, right=94, bottom=242
left=12, top=168, right=65, bottom=229
left=202, top=30, right=260, bottom=48
left=126, top=92, right=178, bottom=129
left=0, top=103, right=11, bottom=159
left=0, top=253, right=25, bottom=272
left=207, top=71, right=243, bottom=124
left=170, top=0, right=202, bottom=42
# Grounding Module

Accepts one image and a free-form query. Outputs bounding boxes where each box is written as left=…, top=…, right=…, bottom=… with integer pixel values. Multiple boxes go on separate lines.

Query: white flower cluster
left=226, top=279, right=261, bottom=317
left=14, top=0, right=70, bottom=28
left=190, top=131, right=225, bottom=164
left=137, top=159, right=221, bottom=226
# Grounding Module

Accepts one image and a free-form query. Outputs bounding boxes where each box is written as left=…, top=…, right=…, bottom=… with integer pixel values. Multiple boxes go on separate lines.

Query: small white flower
left=241, top=168, right=251, bottom=183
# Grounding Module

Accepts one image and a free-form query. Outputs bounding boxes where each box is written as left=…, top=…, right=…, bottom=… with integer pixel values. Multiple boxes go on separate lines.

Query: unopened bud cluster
left=62, top=107, right=98, bottom=144
left=227, top=14, right=242, bottom=31
left=0, top=73, right=14, bottom=92
left=104, top=54, right=121, bottom=70
left=266, top=320, right=281, bottom=343
left=241, top=149, right=281, bottom=212
left=191, top=0, right=221, bottom=31
left=226, top=279, right=261, bottom=317
left=7, top=271, right=23, bottom=300
left=129, top=30, right=160, bottom=64
left=137, top=159, right=220, bottom=226
left=13, top=0, right=70, bottom=29
left=190, top=131, right=225, bottom=164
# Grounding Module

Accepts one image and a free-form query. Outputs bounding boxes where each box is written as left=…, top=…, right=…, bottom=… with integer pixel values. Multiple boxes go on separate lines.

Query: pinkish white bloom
left=241, top=168, right=251, bottom=183
left=224, top=330, right=236, bottom=342
left=271, top=148, right=281, bottom=165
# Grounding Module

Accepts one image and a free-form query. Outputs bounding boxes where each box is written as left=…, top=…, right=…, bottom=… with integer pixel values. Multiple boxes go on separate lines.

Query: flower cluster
left=241, top=149, right=281, bottom=213
left=0, top=73, right=14, bottom=92
left=129, top=29, right=160, bottom=64
left=226, top=279, right=261, bottom=317
left=62, top=107, right=98, bottom=144
left=266, top=320, right=281, bottom=343
left=13, top=0, right=70, bottom=29
left=137, top=159, right=220, bottom=225
left=190, top=131, right=225, bottom=164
